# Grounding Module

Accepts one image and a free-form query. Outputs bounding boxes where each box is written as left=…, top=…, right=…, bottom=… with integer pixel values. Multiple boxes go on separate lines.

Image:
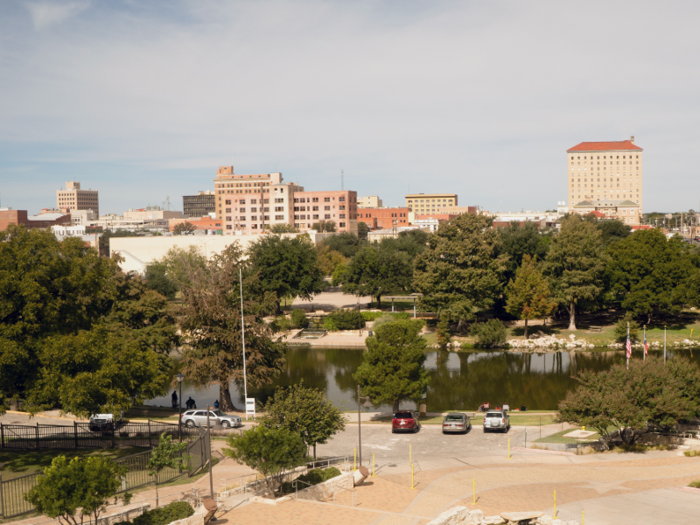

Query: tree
left=542, top=215, right=605, bottom=330
left=413, top=214, right=508, bottom=327
left=339, top=244, right=413, bottom=308
left=499, top=221, right=551, bottom=284
left=354, top=320, right=430, bottom=413
left=98, top=229, right=141, bottom=257
left=558, top=356, right=700, bottom=448
left=268, top=224, right=299, bottom=234
left=606, top=229, right=693, bottom=323
left=248, top=234, right=325, bottom=313
left=378, top=229, right=429, bottom=258
left=223, top=425, right=307, bottom=494
left=316, top=246, right=347, bottom=276
left=262, top=381, right=346, bottom=459
left=148, top=433, right=189, bottom=508
left=312, top=220, right=336, bottom=232
left=144, top=261, right=178, bottom=300
left=435, top=319, right=451, bottom=349
left=170, top=244, right=286, bottom=411
left=321, top=232, right=365, bottom=258
left=505, top=255, right=555, bottom=339
left=598, top=219, right=632, bottom=247
left=173, top=222, right=197, bottom=236
left=24, top=456, right=131, bottom=525
left=470, top=319, right=507, bottom=348
left=357, top=222, right=371, bottom=240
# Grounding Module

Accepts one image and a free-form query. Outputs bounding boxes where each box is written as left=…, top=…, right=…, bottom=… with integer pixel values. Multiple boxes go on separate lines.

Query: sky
left=1, top=0, right=700, bottom=215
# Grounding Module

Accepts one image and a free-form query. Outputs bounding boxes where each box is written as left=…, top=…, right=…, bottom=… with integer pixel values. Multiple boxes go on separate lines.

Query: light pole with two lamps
left=175, top=372, right=185, bottom=442
left=357, top=385, right=373, bottom=468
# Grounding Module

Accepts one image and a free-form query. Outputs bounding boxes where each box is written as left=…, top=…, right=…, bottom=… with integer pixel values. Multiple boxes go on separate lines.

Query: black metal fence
left=0, top=420, right=198, bottom=450
left=0, top=431, right=208, bottom=519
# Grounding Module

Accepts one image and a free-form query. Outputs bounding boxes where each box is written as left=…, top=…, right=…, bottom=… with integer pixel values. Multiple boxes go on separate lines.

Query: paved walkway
left=221, top=450, right=700, bottom=525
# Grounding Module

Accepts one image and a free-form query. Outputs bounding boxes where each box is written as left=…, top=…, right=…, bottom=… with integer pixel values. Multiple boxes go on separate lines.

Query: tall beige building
left=405, top=193, right=458, bottom=213
left=567, top=137, right=643, bottom=225
left=56, top=181, right=99, bottom=216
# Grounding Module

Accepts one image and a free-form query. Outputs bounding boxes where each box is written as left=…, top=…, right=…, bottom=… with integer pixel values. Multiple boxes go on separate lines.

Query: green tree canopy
left=262, top=381, right=346, bottom=459
left=498, top=221, right=551, bottom=283
left=169, top=243, right=286, bottom=410
left=357, top=222, right=371, bottom=240
left=268, top=224, right=299, bottom=234
left=542, top=215, right=605, bottom=330
left=248, top=234, right=325, bottom=312
left=144, top=261, right=178, bottom=300
left=413, top=214, right=507, bottom=326
left=378, top=229, right=430, bottom=258
left=316, top=246, right=347, bottom=276
left=558, top=356, right=700, bottom=447
left=312, top=220, right=336, bottom=232
left=338, top=244, right=413, bottom=307
left=223, top=425, right=307, bottom=494
left=597, top=219, right=632, bottom=247
left=25, top=455, right=131, bottom=525
left=322, top=232, right=365, bottom=258
left=148, top=433, right=189, bottom=507
left=505, top=255, right=555, bottom=339
left=173, top=222, right=197, bottom=235
left=354, top=320, right=430, bottom=413
left=605, top=228, right=694, bottom=323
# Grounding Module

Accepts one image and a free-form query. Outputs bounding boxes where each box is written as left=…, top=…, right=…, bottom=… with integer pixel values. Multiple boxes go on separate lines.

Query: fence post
left=148, top=420, right=152, bottom=447
left=0, top=472, right=4, bottom=519
left=1, top=422, right=4, bottom=450
left=35, top=423, right=39, bottom=450
left=74, top=421, right=78, bottom=449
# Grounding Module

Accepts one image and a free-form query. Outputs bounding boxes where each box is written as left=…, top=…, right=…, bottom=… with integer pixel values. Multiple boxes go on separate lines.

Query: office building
left=405, top=193, right=458, bottom=213
left=183, top=191, right=216, bottom=218
left=567, top=136, right=643, bottom=224
left=124, top=207, right=184, bottom=220
left=358, top=196, right=383, bottom=208
left=293, top=190, right=358, bottom=234
left=357, top=207, right=409, bottom=230
left=56, top=181, right=99, bottom=216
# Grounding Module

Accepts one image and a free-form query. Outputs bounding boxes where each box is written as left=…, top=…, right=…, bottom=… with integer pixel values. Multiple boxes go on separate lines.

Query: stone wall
left=295, top=472, right=354, bottom=502
left=168, top=504, right=209, bottom=525
left=425, top=506, right=579, bottom=525
left=97, top=504, right=151, bottom=525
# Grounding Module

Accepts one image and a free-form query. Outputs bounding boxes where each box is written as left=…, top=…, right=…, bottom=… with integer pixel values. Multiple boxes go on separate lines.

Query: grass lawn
left=0, top=447, right=143, bottom=480
left=534, top=428, right=600, bottom=444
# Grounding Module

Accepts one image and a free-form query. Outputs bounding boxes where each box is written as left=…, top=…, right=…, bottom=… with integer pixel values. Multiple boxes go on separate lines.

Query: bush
left=613, top=313, right=640, bottom=343
left=684, top=450, right=700, bottom=457
left=290, top=309, right=309, bottom=329
left=323, top=309, right=365, bottom=331
left=436, top=319, right=451, bottom=348
left=361, top=311, right=411, bottom=322
left=370, top=314, right=396, bottom=330
left=271, top=316, right=293, bottom=333
left=689, top=479, right=700, bottom=488
left=129, top=502, right=194, bottom=525
left=470, top=319, right=507, bottom=348
left=279, top=467, right=341, bottom=495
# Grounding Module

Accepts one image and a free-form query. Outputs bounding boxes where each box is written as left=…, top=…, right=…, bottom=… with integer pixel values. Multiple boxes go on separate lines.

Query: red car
left=392, top=411, right=421, bottom=433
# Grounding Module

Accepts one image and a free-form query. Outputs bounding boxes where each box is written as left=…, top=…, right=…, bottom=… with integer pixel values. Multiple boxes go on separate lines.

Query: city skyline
left=2, top=1, right=700, bottom=215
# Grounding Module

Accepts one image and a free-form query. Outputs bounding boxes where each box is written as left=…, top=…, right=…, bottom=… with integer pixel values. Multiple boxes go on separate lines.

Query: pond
left=147, top=347, right=700, bottom=412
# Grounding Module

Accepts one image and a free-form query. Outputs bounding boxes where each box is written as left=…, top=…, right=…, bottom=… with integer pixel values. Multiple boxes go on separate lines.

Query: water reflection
left=147, top=348, right=700, bottom=411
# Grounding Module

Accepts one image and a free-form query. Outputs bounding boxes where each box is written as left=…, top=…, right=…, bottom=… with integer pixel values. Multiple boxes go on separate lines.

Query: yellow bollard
left=372, top=453, right=376, bottom=477
left=472, top=477, right=477, bottom=505
left=553, top=490, right=557, bottom=518
left=353, top=447, right=356, bottom=470
left=582, top=509, right=584, bottom=525
left=410, top=463, right=415, bottom=489
left=507, top=436, right=511, bottom=459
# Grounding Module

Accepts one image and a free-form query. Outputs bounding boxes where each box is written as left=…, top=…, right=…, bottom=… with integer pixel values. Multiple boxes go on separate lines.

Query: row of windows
left=570, top=155, right=640, bottom=160
left=407, top=198, right=454, bottom=203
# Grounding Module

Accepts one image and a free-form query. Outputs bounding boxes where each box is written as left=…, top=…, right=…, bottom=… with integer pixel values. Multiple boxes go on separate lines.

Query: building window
left=225, top=200, right=231, bottom=205
left=339, top=214, right=346, bottom=219
left=313, top=206, right=319, bottom=211
left=251, top=207, right=257, bottom=212
left=325, top=214, right=331, bottom=219
left=339, top=197, right=345, bottom=202
left=324, top=206, right=330, bottom=211
left=339, top=205, right=345, bottom=210
left=240, top=216, right=246, bottom=220
left=339, top=222, right=345, bottom=227
left=275, top=198, right=284, bottom=203
left=313, top=214, right=319, bottom=219
left=275, top=215, right=284, bottom=220
left=251, top=199, right=257, bottom=204
left=226, top=216, right=232, bottom=221
left=324, top=197, right=330, bottom=202
left=312, top=198, right=319, bottom=203
left=226, top=225, right=232, bottom=230
left=275, top=206, right=284, bottom=212
left=240, top=199, right=246, bottom=204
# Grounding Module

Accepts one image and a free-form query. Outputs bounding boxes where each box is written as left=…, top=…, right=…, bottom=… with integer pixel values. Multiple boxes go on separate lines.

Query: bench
left=588, top=326, right=603, bottom=333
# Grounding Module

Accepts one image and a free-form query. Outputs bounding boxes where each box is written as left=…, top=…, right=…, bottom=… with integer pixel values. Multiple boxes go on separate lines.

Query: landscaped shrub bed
left=116, top=501, right=194, bottom=525
left=323, top=310, right=365, bottom=330
left=361, top=311, right=411, bottom=322
left=279, top=466, right=341, bottom=495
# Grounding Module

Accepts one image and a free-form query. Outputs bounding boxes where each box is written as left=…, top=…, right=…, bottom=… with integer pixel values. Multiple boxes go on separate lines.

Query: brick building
left=56, top=181, right=99, bottom=216
left=293, top=190, right=358, bottom=234
left=357, top=207, right=409, bottom=230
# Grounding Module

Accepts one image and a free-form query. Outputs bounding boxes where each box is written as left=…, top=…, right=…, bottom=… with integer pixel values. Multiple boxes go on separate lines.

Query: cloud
left=25, top=1, right=90, bottom=30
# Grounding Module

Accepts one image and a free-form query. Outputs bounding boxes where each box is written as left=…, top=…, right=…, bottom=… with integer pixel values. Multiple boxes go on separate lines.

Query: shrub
left=131, top=502, right=194, bottom=525
left=684, top=450, right=700, bottom=457
left=279, top=467, right=341, bottom=495
left=361, top=311, right=411, bottom=322
left=689, top=479, right=700, bottom=488
left=613, top=313, right=640, bottom=343
left=436, top=319, right=451, bottom=348
left=323, top=309, right=365, bottom=331
left=470, top=319, right=507, bottom=348
left=271, top=316, right=293, bottom=332
left=290, top=309, right=309, bottom=329
left=370, top=314, right=395, bottom=330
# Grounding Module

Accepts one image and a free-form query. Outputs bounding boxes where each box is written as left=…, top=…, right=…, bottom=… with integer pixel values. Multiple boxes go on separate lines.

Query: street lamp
left=357, top=385, right=373, bottom=469
left=175, top=372, right=185, bottom=442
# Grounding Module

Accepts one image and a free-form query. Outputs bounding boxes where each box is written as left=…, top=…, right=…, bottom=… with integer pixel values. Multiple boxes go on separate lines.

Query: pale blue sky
left=1, top=0, right=699, bottom=215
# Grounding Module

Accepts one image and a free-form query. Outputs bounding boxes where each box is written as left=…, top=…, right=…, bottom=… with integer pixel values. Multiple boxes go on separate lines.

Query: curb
left=512, top=447, right=575, bottom=456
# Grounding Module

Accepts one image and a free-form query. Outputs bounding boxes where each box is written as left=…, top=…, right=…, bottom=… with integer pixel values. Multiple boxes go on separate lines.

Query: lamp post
left=176, top=372, right=184, bottom=442
left=357, top=385, right=372, bottom=469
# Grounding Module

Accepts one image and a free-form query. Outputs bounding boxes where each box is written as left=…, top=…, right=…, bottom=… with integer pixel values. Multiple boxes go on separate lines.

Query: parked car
left=483, top=410, right=510, bottom=433
left=442, top=413, right=471, bottom=434
left=392, top=411, right=421, bottom=433
left=88, top=413, right=123, bottom=432
left=181, top=409, right=242, bottom=429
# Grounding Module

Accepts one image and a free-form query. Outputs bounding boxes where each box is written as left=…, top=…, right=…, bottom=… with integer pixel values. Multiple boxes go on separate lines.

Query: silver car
left=442, top=413, right=471, bottom=434
left=483, top=410, right=510, bottom=433
left=181, top=409, right=242, bottom=429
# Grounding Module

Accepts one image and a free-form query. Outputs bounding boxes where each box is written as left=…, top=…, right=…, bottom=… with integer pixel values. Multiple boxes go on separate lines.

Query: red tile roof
left=567, top=140, right=642, bottom=152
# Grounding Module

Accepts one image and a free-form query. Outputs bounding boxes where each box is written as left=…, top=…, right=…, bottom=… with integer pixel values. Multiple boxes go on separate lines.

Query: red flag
left=644, top=333, right=648, bottom=356
left=626, top=337, right=632, bottom=359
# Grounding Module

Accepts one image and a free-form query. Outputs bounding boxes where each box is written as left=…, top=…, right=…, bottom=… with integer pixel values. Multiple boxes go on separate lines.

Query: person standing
left=171, top=391, right=178, bottom=409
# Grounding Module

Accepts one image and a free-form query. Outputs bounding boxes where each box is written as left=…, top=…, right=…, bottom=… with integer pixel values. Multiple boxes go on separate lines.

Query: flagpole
left=643, top=325, right=646, bottom=362
left=664, top=325, right=667, bottom=364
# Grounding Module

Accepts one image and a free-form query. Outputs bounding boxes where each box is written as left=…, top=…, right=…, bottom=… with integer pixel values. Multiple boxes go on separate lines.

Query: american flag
left=644, top=332, right=648, bottom=356
left=626, top=336, right=632, bottom=359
